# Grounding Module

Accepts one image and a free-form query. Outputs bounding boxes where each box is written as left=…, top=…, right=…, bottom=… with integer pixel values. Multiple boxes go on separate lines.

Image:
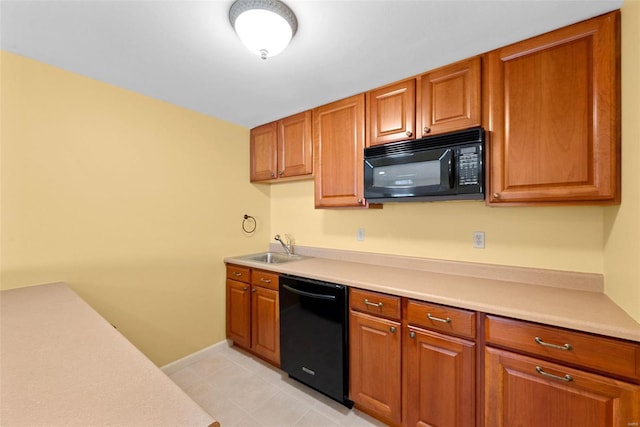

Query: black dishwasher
left=279, top=274, right=352, bottom=408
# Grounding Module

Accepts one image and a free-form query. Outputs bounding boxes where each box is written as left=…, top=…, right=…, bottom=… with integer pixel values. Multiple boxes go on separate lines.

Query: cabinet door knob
left=406, top=131, right=413, bottom=137
left=251, top=288, right=257, bottom=293
left=390, top=326, right=396, bottom=333
left=409, top=331, right=416, bottom=339
left=493, top=193, right=501, bottom=199
left=423, top=127, right=431, bottom=136
left=270, top=172, right=276, bottom=178
left=357, top=198, right=363, bottom=205
left=278, top=170, right=284, bottom=176
left=242, top=287, right=248, bottom=291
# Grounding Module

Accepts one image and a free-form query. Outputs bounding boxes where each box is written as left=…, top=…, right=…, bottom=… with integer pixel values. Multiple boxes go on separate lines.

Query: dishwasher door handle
left=281, top=284, right=337, bottom=301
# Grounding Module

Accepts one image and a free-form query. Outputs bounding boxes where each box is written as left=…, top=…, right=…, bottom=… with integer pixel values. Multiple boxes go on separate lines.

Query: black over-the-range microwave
left=364, top=127, right=485, bottom=203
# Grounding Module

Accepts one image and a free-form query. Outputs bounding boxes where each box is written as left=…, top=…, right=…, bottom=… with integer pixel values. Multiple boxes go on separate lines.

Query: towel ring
left=242, top=214, right=256, bottom=234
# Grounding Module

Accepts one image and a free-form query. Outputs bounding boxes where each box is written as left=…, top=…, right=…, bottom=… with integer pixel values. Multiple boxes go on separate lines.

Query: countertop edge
left=224, top=251, right=640, bottom=343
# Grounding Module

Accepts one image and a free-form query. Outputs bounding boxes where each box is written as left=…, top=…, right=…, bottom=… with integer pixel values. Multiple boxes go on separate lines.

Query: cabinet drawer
left=485, top=315, right=640, bottom=382
left=350, top=288, right=401, bottom=321
left=251, top=269, right=279, bottom=291
left=407, top=300, right=476, bottom=339
left=226, top=264, right=251, bottom=283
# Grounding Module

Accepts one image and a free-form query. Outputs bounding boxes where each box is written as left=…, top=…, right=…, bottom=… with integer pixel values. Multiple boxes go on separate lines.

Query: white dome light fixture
left=229, top=0, right=298, bottom=60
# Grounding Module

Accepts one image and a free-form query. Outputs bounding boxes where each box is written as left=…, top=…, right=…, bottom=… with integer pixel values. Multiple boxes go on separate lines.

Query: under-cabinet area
left=225, top=258, right=640, bottom=427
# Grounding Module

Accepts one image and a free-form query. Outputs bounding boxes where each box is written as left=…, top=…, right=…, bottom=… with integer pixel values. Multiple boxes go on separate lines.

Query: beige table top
left=0, top=282, right=217, bottom=427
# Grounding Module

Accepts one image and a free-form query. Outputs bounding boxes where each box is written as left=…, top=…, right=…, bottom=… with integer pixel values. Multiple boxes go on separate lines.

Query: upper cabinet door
left=250, top=111, right=313, bottom=183
left=366, top=79, right=416, bottom=147
left=418, top=57, right=481, bottom=137
left=250, top=121, right=278, bottom=182
left=313, top=94, right=370, bottom=208
left=278, top=111, right=313, bottom=179
left=485, top=11, right=620, bottom=205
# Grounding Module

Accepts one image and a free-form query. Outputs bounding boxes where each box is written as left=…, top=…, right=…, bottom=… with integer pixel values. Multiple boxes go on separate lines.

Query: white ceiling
left=1, top=0, right=623, bottom=129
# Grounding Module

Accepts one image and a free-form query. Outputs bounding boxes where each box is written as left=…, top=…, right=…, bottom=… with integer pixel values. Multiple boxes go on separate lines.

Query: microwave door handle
left=448, top=153, right=455, bottom=189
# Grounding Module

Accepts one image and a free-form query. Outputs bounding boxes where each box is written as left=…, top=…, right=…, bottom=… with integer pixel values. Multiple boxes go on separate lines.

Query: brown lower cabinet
left=349, top=288, right=402, bottom=425
left=251, top=283, right=279, bottom=363
left=404, top=300, right=477, bottom=427
left=346, top=287, right=639, bottom=427
left=225, top=264, right=280, bottom=366
left=484, top=347, right=640, bottom=427
left=404, top=327, right=475, bottom=427
left=484, top=314, right=640, bottom=427
left=350, top=310, right=402, bottom=425
left=226, top=277, right=251, bottom=349
left=349, top=289, right=476, bottom=427
left=226, top=277, right=640, bottom=426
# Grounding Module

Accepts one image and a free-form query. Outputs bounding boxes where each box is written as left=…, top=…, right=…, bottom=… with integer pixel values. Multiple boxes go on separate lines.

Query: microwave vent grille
left=365, top=127, right=484, bottom=158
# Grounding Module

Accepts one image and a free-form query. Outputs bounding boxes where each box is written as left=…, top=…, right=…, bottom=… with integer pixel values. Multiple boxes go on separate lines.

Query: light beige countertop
left=225, top=246, right=640, bottom=343
left=0, top=282, right=218, bottom=427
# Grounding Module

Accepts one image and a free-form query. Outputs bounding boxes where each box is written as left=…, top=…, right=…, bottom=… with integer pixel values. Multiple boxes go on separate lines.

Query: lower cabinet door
left=251, top=285, right=280, bottom=365
left=404, top=327, right=476, bottom=427
left=484, top=347, right=640, bottom=427
left=226, top=279, right=251, bottom=349
left=349, top=311, right=401, bottom=425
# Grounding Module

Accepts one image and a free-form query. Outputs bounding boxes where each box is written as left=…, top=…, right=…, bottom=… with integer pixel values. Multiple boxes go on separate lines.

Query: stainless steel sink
left=239, top=252, right=304, bottom=264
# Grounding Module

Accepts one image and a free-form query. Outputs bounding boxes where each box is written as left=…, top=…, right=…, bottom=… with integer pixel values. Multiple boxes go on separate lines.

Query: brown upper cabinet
left=313, top=94, right=378, bottom=208
left=366, top=79, right=416, bottom=146
left=252, top=10, right=621, bottom=208
left=250, top=111, right=313, bottom=182
left=418, top=56, right=482, bottom=139
left=366, top=57, right=481, bottom=147
left=485, top=11, right=620, bottom=205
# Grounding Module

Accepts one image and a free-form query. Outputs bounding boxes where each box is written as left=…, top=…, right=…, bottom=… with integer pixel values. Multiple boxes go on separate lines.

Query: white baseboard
left=161, top=340, right=231, bottom=375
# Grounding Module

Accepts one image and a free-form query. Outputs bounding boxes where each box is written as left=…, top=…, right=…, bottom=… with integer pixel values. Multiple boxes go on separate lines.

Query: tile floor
left=167, top=343, right=388, bottom=427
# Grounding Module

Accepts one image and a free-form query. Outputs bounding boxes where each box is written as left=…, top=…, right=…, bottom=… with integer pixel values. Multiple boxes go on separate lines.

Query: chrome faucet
left=274, top=234, right=293, bottom=256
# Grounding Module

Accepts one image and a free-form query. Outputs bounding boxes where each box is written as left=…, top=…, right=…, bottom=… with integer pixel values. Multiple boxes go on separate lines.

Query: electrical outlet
left=473, top=231, right=485, bottom=249
left=356, top=228, right=365, bottom=241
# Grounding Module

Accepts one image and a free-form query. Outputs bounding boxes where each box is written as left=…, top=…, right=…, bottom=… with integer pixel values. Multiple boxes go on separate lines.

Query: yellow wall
left=271, top=183, right=605, bottom=273
left=0, top=51, right=270, bottom=366
left=604, top=0, right=640, bottom=321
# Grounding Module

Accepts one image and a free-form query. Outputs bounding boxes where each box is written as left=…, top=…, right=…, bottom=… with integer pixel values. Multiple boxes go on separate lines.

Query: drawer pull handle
left=427, top=313, right=452, bottom=324
left=232, top=272, right=242, bottom=277
left=259, top=278, right=272, bottom=284
left=535, top=366, right=573, bottom=382
left=364, top=299, right=383, bottom=308
left=534, top=337, right=572, bottom=351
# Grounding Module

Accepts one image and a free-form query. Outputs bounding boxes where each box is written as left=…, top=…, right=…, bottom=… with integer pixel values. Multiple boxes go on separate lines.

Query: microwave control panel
left=457, top=146, right=481, bottom=186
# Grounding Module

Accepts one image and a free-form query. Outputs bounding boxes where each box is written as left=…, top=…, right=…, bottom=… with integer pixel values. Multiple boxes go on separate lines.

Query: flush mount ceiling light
left=229, top=0, right=298, bottom=60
